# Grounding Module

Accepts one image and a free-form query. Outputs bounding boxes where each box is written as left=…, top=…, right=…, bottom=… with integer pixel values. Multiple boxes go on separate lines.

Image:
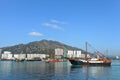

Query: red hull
left=45, top=59, right=59, bottom=62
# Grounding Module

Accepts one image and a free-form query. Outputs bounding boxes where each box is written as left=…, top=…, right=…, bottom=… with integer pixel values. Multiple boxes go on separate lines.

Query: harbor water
left=0, top=60, right=120, bottom=80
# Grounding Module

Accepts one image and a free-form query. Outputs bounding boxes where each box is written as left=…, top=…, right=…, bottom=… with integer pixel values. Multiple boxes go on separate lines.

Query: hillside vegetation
left=2, top=40, right=84, bottom=54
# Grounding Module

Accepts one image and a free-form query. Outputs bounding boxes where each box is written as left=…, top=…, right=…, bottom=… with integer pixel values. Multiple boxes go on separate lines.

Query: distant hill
left=2, top=40, right=84, bottom=54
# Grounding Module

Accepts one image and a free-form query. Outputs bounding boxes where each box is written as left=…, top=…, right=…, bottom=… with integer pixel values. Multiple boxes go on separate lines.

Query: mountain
left=2, top=40, right=84, bottom=54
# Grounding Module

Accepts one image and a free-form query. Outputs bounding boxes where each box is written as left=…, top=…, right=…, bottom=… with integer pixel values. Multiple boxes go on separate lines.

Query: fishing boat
left=69, top=42, right=111, bottom=66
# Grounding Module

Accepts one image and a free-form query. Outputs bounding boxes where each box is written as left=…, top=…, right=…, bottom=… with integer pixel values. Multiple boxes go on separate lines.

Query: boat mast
left=85, top=42, right=88, bottom=60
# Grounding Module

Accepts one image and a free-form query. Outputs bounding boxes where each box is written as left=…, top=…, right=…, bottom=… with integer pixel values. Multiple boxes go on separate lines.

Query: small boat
left=45, top=59, right=59, bottom=63
left=15, top=59, right=25, bottom=62
left=26, top=57, right=42, bottom=61
left=69, top=42, right=111, bottom=66
left=26, top=59, right=42, bottom=61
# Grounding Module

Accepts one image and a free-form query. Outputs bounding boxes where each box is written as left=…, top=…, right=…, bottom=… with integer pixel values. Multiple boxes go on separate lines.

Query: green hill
left=2, top=40, right=84, bottom=54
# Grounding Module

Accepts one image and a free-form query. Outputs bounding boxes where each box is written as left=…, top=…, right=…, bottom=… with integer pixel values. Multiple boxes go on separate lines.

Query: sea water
left=0, top=60, right=120, bottom=80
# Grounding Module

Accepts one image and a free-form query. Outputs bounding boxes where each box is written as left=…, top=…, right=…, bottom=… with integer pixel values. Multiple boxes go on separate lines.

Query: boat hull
left=45, top=59, right=59, bottom=63
left=69, top=59, right=111, bottom=66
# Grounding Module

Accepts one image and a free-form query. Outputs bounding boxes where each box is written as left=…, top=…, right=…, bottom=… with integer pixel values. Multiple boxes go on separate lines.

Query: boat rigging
left=69, top=42, right=111, bottom=66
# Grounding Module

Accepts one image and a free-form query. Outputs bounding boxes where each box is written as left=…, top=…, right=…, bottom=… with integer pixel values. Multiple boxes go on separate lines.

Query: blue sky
left=0, top=0, right=120, bottom=56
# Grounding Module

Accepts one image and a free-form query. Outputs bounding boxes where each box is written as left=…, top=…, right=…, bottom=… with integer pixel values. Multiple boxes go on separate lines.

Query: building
left=55, top=48, right=64, bottom=59
left=116, top=56, right=120, bottom=60
left=80, top=53, right=85, bottom=59
left=55, top=48, right=64, bottom=55
left=1, top=51, right=13, bottom=60
left=0, top=49, right=2, bottom=59
left=14, top=54, right=26, bottom=60
left=14, top=53, right=46, bottom=60
left=26, top=54, right=46, bottom=60
left=1, top=50, right=47, bottom=60
left=67, top=50, right=73, bottom=58
left=0, top=49, right=1, bottom=53
left=67, top=50, right=83, bottom=58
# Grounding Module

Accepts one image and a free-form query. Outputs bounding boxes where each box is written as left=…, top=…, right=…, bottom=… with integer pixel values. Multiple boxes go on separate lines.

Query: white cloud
left=42, top=22, right=63, bottom=30
left=42, top=19, right=66, bottom=31
left=51, top=19, right=66, bottom=24
left=29, top=31, right=43, bottom=36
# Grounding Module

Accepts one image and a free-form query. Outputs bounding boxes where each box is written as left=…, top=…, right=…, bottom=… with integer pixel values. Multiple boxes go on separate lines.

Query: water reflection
left=54, top=62, right=71, bottom=80
left=0, top=61, right=13, bottom=78
left=0, top=61, right=119, bottom=80
left=71, top=65, right=111, bottom=80
left=22, top=62, right=71, bottom=80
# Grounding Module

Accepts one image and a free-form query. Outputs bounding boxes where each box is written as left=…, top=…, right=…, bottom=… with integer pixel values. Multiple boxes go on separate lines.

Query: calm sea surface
left=0, top=60, right=120, bottom=80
